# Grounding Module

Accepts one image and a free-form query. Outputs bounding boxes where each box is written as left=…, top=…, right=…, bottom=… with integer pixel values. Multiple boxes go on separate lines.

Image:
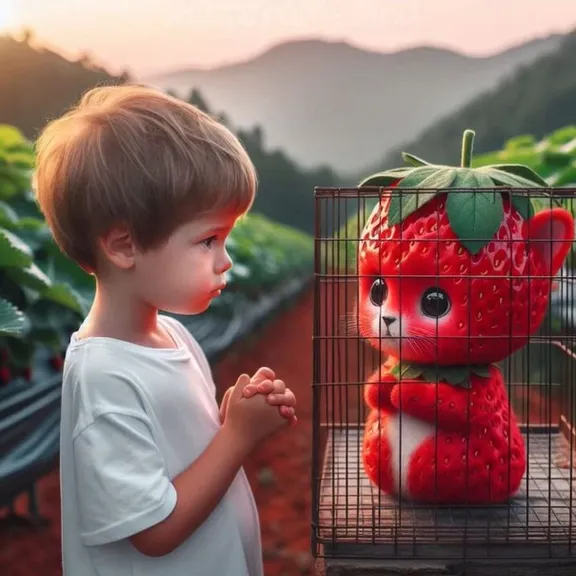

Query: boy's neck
left=77, top=279, right=175, bottom=349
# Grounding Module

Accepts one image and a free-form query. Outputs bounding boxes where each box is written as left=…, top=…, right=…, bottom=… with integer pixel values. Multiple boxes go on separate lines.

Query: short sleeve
left=73, top=411, right=177, bottom=546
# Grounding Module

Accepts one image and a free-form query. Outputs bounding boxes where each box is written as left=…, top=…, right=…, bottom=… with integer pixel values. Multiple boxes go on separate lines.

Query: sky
left=2, top=0, right=576, bottom=77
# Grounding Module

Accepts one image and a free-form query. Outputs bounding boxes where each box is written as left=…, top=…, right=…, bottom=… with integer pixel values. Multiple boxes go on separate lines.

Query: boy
left=33, top=84, right=298, bottom=576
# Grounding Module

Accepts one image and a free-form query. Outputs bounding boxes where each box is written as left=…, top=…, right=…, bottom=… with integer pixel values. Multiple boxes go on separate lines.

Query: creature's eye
left=370, top=278, right=388, bottom=306
left=421, top=287, right=450, bottom=318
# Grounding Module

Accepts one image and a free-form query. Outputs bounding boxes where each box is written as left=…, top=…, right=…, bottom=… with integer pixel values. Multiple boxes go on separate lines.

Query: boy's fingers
left=279, top=406, right=295, bottom=418
left=262, top=378, right=285, bottom=394
left=256, top=379, right=275, bottom=393
left=242, top=384, right=258, bottom=397
left=231, top=374, right=251, bottom=401
left=251, top=366, right=275, bottom=385
left=267, top=389, right=296, bottom=407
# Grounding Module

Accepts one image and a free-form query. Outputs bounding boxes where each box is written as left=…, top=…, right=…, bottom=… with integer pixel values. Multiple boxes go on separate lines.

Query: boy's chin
left=159, top=299, right=212, bottom=316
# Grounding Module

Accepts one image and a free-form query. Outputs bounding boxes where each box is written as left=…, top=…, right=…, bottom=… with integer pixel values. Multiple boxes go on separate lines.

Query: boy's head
left=34, top=84, right=256, bottom=314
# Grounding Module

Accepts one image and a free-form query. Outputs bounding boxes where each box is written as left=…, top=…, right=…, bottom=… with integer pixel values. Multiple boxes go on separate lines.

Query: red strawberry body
left=355, top=129, right=574, bottom=505
left=362, top=363, right=525, bottom=503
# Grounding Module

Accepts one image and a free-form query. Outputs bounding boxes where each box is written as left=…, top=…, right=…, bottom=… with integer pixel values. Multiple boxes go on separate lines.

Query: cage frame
left=311, top=185, right=576, bottom=574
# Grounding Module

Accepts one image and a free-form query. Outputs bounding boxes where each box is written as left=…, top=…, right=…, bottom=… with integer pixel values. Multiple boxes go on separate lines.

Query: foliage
left=472, top=126, right=576, bottom=187
left=0, top=124, right=90, bottom=382
left=0, top=123, right=314, bottom=385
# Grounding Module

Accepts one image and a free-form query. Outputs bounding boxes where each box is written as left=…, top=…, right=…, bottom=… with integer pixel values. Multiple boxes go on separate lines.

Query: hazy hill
left=146, top=35, right=564, bottom=174
left=373, top=30, right=576, bottom=173
left=0, top=33, right=338, bottom=236
left=0, top=32, right=129, bottom=139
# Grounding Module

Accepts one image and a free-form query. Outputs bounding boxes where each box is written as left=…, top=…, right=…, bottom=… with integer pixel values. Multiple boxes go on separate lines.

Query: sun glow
left=0, top=1, right=16, bottom=33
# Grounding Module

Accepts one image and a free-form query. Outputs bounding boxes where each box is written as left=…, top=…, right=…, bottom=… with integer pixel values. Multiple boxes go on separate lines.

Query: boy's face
left=132, top=210, right=238, bottom=315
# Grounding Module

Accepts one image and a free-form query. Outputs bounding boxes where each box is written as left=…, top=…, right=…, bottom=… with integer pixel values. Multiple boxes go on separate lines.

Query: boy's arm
left=74, top=410, right=253, bottom=558
left=130, top=421, right=251, bottom=556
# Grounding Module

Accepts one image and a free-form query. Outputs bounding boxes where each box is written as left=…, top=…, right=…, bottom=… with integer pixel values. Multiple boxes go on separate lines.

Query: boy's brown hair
left=33, top=84, right=257, bottom=270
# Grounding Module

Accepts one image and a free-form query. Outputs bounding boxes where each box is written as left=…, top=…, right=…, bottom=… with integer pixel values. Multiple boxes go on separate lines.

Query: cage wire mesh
left=312, top=185, right=576, bottom=563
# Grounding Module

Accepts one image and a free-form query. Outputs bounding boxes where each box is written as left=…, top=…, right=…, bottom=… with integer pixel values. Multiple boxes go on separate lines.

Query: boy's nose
left=216, top=249, right=233, bottom=274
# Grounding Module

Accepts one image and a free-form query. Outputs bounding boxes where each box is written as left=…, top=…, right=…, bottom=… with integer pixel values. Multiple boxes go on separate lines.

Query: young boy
left=33, top=84, right=298, bottom=576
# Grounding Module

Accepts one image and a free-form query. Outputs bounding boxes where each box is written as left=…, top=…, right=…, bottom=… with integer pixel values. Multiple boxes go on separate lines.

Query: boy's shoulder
left=61, top=315, right=213, bottom=432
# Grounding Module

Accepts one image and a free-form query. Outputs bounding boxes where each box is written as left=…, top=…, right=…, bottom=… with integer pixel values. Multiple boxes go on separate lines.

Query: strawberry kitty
left=357, top=130, right=575, bottom=504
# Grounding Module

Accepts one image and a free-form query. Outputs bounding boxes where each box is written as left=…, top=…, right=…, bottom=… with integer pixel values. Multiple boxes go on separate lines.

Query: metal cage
left=311, top=186, right=576, bottom=574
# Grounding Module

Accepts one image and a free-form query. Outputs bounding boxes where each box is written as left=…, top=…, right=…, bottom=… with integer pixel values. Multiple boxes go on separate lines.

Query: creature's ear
left=526, top=207, right=575, bottom=277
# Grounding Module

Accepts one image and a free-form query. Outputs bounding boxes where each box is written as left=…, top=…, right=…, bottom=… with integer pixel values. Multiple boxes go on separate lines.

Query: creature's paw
left=364, top=371, right=397, bottom=411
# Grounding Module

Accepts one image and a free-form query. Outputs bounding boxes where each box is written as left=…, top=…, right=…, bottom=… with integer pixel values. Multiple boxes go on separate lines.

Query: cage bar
left=311, top=186, right=576, bottom=574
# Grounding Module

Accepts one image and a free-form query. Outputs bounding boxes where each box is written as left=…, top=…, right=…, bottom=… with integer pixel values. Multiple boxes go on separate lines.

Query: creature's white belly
left=386, top=412, right=435, bottom=497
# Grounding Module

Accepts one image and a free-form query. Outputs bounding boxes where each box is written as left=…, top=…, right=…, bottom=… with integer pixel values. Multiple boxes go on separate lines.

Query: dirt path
left=0, top=287, right=315, bottom=576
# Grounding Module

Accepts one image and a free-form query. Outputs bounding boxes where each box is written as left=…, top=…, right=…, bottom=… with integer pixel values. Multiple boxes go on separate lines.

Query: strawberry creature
left=357, top=130, right=574, bottom=504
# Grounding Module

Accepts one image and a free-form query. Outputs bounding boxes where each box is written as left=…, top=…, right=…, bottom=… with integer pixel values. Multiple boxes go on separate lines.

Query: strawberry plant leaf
left=0, top=200, right=19, bottom=228
left=0, top=227, right=33, bottom=267
left=6, top=263, right=52, bottom=291
left=446, top=182, right=504, bottom=255
left=471, top=364, right=493, bottom=379
left=41, top=282, right=88, bottom=316
left=0, top=297, right=27, bottom=336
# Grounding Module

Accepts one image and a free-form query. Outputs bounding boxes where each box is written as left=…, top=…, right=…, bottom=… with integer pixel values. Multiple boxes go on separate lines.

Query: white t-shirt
left=59, top=314, right=263, bottom=576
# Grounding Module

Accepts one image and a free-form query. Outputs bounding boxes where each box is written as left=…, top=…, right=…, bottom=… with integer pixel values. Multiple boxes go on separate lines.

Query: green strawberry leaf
left=509, top=194, right=535, bottom=221
left=471, top=364, right=495, bottom=379
left=387, top=167, right=456, bottom=225
left=446, top=177, right=504, bottom=255
left=401, top=152, right=434, bottom=168
left=390, top=362, right=493, bottom=389
left=359, top=167, right=414, bottom=188
left=452, top=167, right=490, bottom=189
left=490, top=163, right=550, bottom=187
left=390, top=363, right=424, bottom=380
left=388, top=192, right=438, bottom=226
left=394, top=166, right=439, bottom=188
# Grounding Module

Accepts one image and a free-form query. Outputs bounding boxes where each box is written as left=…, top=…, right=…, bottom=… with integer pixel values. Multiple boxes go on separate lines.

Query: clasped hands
left=220, top=366, right=297, bottom=426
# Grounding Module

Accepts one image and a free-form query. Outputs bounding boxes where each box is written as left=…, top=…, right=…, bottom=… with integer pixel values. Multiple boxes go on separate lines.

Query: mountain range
left=145, top=34, right=565, bottom=174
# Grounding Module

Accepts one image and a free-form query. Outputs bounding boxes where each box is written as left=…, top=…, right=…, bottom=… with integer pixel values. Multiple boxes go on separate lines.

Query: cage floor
left=317, top=427, right=576, bottom=559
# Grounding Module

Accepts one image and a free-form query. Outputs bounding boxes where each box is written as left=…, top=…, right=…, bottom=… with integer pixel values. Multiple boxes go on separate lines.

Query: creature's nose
left=382, top=315, right=396, bottom=328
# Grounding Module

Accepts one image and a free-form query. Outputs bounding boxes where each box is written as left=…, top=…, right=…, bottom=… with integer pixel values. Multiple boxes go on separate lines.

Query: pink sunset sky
left=2, top=0, right=576, bottom=76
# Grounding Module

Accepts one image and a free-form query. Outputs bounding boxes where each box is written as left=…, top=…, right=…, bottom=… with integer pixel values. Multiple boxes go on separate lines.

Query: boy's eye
left=202, top=236, right=217, bottom=248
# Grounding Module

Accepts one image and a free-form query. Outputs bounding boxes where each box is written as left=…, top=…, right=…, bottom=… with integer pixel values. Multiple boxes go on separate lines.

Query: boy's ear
left=98, top=225, right=136, bottom=270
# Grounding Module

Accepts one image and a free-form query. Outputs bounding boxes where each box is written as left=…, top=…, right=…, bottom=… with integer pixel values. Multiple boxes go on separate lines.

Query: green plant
left=0, top=124, right=91, bottom=382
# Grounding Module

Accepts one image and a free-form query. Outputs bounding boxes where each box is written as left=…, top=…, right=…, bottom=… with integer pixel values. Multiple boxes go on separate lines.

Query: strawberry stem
left=460, top=129, right=475, bottom=168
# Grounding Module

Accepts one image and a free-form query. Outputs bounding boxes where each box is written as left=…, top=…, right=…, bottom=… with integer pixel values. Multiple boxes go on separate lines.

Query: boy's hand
left=219, top=366, right=297, bottom=426
left=242, top=375, right=297, bottom=426
left=223, top=373, right=289, bottom=452
left=219, top=367, right=273, bottom=423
